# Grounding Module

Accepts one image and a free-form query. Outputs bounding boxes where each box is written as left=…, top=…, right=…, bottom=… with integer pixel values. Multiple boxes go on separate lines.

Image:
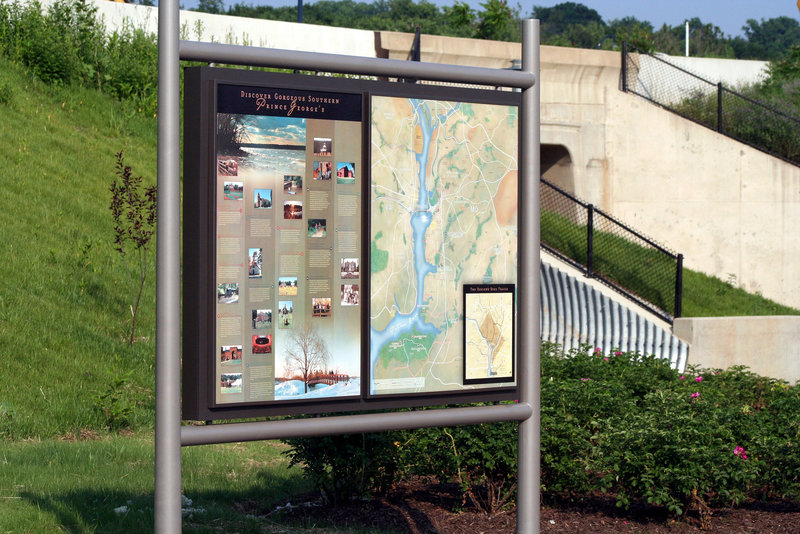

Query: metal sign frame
left=183, top=67, right=523, bottom=420
left=155, top=2, right=540, bottom=531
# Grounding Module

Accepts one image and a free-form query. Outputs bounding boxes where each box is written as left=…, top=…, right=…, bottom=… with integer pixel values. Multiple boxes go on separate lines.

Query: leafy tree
left=442, top=1, right=477, bottom=38
left=476, top=0, right=520, bottom=42
left=532, top=1, right=604, bottom=44
left=561, top=19, right=606, bottom=49
left=109, top=152, right=157, bottom=346
left=732, top=17, right=800, bottom=60
left=609, top=16, right=654, bottom=52
left=653, top=18, right=733, bottom=58
left=194, top=0, right=225, bottom=14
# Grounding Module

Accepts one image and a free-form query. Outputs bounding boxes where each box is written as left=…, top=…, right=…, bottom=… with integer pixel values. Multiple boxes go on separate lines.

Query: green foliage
left=610, top=17, right=654, bottom=52
left=195, top=0, right=226, bottom=15
left=733, top=17, right=800, bottom=60
left=475, top=0, right=520, bottom=42
left=0, top=0, right=158, bottom=116
left=652, top=17, right=734, bottom=58
left=92, top=372, right=136, bottom=431
left=403, top=416, right=519, bottom=514
left=533, top=1, right=603, bottom=40
left=283, top=429, right=403, bottom=504
left=0, top=80, right=11, bottom=105
left=227, top=0, right=520, bottom=41
left=284, top=345, right=800, bottom=524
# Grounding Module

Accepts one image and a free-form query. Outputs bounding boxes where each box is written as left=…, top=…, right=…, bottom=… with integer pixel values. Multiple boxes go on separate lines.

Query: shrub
left=596, top=387, right=760, bottom=518
left=284, top=344, right=800, bottom=524
left=0, top=0, right=158, bottom=115
left=403, top=417, right=519, bottom=515
left=283, top=429, right=404, bottom=505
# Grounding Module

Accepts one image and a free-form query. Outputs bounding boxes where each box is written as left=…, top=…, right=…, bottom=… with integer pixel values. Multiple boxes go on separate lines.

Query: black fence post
left=674, top=253, right=684, bottom=318
left=621, top=42, right=627, bottom=92
left=586, top=204, right=594, bottom=277
left=717, top=82, right=723, bottom=133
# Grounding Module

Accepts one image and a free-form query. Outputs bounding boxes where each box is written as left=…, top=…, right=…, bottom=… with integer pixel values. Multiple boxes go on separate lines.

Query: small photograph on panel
left=254, top=188, right=272, bottom=209
left=313, top=138, right=332, bottom=156
left=278, top=276, right=298, bottom=296
left=217, top=156, right=238, bottom=176
left=341, top=257, right=359, bottom=279
left=223, top=181, right=243, bottom=200
left=220, top=373, right=242, bottom=394
left=217, top=282, right=239, bottom=304
left=313, top=161, right=332, bottom=180
left=312, top=297, right=332, bottom=318
left=284, top=175, right=303, bottom=195
left=336, top=162, right=356, bottom=184
left=220, top=345, right=242, bottom=365
left=252, top=308, right=272, bottom=329
left=278, top=300, right=294, bottom=328
left=252, top=334, right=272, bottom=354
left=307, top=218, right=327, bottom=238
left=283, top=200, right=303, bottom=220
left=341, top=284, right=360, bottom=306
left=248, top=248, right=263, bottom=278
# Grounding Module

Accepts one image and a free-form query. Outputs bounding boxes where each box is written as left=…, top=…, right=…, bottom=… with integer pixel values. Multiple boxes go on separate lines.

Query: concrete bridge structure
left=69, top=1, right=800, bottom=379
left=380, top=33, right=799, bottom=313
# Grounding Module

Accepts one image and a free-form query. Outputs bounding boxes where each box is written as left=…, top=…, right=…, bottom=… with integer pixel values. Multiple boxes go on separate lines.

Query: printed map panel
left=370, top=95, right=518, bottom=395
left=464, top=287, right=514, bottom=382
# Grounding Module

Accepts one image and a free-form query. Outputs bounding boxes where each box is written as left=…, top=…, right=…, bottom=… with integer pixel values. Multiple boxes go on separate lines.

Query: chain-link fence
left=622, top=43, right=800, bottom=165
left=540, top=179, right=683, bottom=321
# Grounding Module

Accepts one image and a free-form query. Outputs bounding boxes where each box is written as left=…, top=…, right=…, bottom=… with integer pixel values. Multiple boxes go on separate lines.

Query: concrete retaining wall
left=673, top=316, right=800, bottom=383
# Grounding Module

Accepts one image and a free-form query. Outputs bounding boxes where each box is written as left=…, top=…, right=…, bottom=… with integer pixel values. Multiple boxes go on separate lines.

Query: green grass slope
left=0, top=57, right=158, bottom=439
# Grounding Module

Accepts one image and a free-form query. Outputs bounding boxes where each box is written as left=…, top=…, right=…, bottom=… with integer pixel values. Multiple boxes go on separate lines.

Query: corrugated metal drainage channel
left=540, top=261, right=689, bottom=371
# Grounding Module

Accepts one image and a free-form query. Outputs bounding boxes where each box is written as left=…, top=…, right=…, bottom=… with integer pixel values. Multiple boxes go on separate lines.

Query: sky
left=179, top=0, right=800, bottom=38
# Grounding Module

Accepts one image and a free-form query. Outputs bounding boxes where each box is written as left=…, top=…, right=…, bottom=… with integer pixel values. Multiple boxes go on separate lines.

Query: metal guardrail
left=622, top=42, right=800, bottom=166
left=540, top=179, right=683, bottom=322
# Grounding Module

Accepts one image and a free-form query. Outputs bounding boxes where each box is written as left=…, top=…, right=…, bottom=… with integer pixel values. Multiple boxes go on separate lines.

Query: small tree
left=109, top=151, right=157, bottom=345
left=285, top=323, right=329, bottom=393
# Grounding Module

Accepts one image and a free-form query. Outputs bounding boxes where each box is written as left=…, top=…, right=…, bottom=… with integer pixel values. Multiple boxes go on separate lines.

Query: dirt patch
left=273, top=480, right=800, bottom=533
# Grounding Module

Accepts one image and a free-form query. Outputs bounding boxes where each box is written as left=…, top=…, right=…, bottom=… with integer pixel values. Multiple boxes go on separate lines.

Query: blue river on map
left=370, top=100, right=460, bottom=393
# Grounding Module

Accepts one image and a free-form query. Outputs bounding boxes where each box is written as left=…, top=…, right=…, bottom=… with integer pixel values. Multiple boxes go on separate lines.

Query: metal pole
left=179, top=40, right=535, bottom=88
left=518, top=18, right=541, bottom=534
left=587, top=204, right=594, bottom=276
left=717, top=82, right=723, bottom=133
left=182, top=403, right=533, bottom=446
left=621, top=42, right=627, bottom=92
left=155, top=0, right=182, bottom=531
left=674, top=253, right=684, bottom=318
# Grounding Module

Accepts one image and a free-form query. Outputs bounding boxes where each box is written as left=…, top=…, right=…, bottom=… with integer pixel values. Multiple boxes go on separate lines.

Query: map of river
left=370, top=95, right=518, bottom=395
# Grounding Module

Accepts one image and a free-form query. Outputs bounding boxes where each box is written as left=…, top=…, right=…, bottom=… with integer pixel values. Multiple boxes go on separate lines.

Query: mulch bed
left=273, top=480, right=800, bottom=533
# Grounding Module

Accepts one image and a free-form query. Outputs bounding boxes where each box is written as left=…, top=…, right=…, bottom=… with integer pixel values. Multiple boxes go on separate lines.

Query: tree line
left=175, top=0, right=800, bottom=60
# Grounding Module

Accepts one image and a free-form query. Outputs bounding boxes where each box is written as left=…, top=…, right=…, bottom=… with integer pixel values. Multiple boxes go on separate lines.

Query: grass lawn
left=0, top=433, right=314, bottom=533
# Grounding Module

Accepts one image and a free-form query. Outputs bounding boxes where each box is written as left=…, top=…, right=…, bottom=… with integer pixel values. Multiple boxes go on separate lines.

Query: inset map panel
left=463, top=284, right=515, bottom=384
